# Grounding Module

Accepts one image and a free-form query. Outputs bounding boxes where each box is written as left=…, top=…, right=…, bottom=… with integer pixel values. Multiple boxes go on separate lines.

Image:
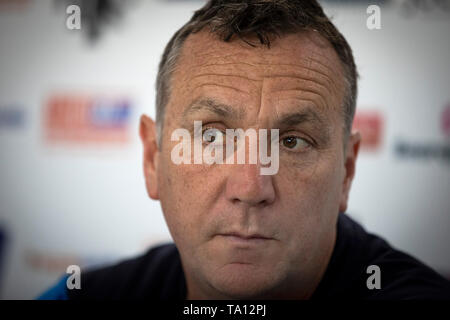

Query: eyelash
left=202, top=126, right=223, bottom=133
left=280, top=135, right=313, bottom=152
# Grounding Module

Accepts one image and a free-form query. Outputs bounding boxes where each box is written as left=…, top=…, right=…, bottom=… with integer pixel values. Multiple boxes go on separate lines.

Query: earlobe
left=339, top=131, right=361, bottom=213
left=140, top=114, right=160, bottom=200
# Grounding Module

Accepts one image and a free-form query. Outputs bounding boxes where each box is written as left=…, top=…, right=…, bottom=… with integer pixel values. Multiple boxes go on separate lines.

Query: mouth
left=216, top=232, right=274, bottom=245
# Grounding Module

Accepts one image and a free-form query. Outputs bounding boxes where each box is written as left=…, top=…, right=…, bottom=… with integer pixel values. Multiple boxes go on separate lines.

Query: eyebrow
left=275, top=108, right=324, bottom=127
left=274, top=108, right=331, bottom=141
left=183, top=98, right=245, bottom=120
left=183, top=98, right=330, bottom=140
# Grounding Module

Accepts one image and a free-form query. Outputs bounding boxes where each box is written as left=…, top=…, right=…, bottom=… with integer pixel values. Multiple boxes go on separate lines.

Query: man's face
left=141, top=31, right=360, bottom=299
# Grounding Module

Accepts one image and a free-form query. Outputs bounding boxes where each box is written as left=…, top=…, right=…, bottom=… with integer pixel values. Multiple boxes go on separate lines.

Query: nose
left=225, top=163, right=276, bottom=207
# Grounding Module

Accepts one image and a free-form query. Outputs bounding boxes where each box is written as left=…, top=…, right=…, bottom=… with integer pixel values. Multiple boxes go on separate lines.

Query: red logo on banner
left=352, top=110, right=383, bottom=151
left=44, top=94, right=132, bottom=145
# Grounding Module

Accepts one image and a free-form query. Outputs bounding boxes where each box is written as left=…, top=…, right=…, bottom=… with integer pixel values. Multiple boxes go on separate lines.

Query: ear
left=339, top=131, right=361, bottom=213
left=139, top=114, right=160, bottom=200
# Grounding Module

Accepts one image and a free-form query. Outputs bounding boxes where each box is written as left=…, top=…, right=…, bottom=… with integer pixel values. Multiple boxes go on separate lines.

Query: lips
left=216, top=232, right=273, bottom=244
left=220, top=232, right=271, bottom=240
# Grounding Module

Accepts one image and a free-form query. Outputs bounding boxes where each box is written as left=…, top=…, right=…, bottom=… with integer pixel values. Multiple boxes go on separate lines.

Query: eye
left=203, top=127, right=224, bottom=144
left=281, top=136, right=311, bottom=151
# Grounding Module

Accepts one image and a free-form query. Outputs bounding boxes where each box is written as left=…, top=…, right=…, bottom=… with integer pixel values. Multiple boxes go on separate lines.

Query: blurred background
left=0, top=0, right=449, bottom=299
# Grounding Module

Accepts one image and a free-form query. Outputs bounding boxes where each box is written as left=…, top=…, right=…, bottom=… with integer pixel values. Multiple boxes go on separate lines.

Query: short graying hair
left=155, top=0, right=358, bottom=146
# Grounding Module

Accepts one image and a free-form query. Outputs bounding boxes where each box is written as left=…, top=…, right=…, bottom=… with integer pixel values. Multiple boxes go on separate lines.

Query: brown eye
left=282, top=136, right=309, bottom=150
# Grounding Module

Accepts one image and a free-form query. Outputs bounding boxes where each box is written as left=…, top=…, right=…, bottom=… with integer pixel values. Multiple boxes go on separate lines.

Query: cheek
left=157, top=155, right=194, bottom=242
left=276, top=151, right=344, bottom=228
left=157, top=152, right=222, bottom=246
left=273, top=156, right=343, bottom=266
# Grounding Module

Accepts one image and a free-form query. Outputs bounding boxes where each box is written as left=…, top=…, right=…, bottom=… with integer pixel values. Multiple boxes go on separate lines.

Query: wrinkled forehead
left=177, top=30, right=344, bottom=85
left=168, top=30, right=346, bottom=123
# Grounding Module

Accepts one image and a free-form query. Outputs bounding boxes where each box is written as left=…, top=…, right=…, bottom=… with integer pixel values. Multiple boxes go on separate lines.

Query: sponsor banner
left=44, top=94, right=132, bottom=145
left=352, top=110, right=383, bottom=151
left=0, top=106, right=24, bottom=129
left=394, top=103, right=450, bottom=164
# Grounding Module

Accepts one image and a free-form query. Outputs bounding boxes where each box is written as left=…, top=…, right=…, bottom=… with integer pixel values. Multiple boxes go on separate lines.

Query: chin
left=209, top=263, right=283, bottom=299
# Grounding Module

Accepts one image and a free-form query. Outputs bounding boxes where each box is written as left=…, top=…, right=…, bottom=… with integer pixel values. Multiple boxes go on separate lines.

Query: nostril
left=257, top=199, right=268, bottom=207
left=231, top=196, right=271, bottom=207
left=226, top=166, right=276, bottom=206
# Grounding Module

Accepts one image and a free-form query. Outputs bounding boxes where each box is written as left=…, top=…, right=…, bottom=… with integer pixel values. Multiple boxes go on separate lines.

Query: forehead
left=180, top=30, right=341, bottom=70
left=168, top=30, right=346, bottom=121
